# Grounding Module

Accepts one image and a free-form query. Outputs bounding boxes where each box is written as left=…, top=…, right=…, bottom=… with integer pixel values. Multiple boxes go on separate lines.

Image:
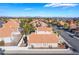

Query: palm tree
left=22, top=24, right=35, bottom=35
left=23, top=24, right=31, bottom=35
left=63, top=22, right=69, bottom=30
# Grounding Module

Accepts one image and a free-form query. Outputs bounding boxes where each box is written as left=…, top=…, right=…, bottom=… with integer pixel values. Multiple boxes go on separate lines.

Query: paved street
left=60, top=32, right=79, bottom=52
left=53, top=25, right=79, bottom=54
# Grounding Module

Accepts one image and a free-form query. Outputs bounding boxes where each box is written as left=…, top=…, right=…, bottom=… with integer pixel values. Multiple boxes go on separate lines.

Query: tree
left=76, top=20, right=79, bottom=26
left=23, top=24, right=30, bottom=34
left=63, top=22, right=69, bottom=30
left=0, top=17, right=8, bottom=23
left=22, top=24, right=35, bottom=35
left=19, top=18, right=35, bottom=35
left=20, top=18, right=26, bottom=28
left=52, top=19, right=58, bottom=25
left=27, top=18, right=33, bottom=23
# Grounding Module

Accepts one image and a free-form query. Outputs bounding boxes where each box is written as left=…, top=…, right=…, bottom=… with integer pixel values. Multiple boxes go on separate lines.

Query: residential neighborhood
left=0, top=17, right=78, bottom=55
left=0, top=3, right=79, bottom=55
left=0, top=19, right=22, bottom=46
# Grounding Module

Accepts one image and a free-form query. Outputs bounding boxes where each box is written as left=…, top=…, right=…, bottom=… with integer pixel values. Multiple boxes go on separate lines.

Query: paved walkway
left=17, top=35, right=25, bottom=47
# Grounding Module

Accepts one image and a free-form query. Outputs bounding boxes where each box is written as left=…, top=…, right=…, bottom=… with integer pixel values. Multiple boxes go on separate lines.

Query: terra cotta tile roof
left=36, top=26, right=53, bottom=32
left=0, top=19, right=19, bottom=37
left=69, top=22, right=77, bottom=29
left=28, top=33, right=59, bottom=43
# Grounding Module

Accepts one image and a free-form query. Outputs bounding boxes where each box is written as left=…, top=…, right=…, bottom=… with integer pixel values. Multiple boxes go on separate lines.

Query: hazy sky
left=0, top=3, right=79, bottom=17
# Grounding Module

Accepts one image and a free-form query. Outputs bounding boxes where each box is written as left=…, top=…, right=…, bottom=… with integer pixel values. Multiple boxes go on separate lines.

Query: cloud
left=44, top=3, right=78, bottom=7
left=24, top=8, right=32, bottom=11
